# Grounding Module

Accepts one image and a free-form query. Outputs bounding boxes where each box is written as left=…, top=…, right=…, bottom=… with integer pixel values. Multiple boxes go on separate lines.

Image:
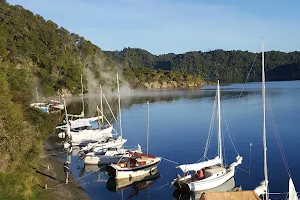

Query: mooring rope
left=237, top=166, right=251, bottom=175
left=46, top=166, right=105, bottom=189
left=160, top=157, right=180, bottom=165
left=155, top=182, right=170, bottom=191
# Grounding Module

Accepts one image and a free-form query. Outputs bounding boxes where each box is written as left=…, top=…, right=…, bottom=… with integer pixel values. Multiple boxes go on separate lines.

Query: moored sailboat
left=198, top=41, right=299, bottom=200
left=84, top=144, right=142, bottom=165
left=60, top=101, right=113, bottom=146
left=78, top=104, right=123, bottom=153
left=106, top=152, right=161, bottom=179
left=171, top=80, right=242, bottom=192
left=57, top=75, right=114, bottom=146
left=253, top=41, right=299, bottom=200
left=83, top=73, right=141, bottom=165
left=106, top=94, right=160, bottom=179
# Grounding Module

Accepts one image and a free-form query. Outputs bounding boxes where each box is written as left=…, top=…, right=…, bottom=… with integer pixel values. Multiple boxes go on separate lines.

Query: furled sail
left=69, top=117, right=100, bottom=129
left=177, top=156, right=222, bottom=172
left=69, top=119, right=92, bottom=129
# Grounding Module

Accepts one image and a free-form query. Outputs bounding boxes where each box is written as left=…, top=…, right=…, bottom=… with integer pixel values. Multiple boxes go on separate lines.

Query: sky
left=7, top=0, right=300, bottom=55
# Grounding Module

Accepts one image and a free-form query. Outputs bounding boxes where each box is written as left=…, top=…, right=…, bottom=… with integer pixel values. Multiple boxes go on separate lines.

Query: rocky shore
left=143, top=80, right=206, bottom=89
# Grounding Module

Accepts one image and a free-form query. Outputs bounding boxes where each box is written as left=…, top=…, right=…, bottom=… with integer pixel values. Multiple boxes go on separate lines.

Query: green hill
left=106, top=48, right=300, bottom=81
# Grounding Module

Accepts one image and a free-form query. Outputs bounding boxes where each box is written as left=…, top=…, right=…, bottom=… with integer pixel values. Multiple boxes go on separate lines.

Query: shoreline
left=38, top=136, right=90, bottom=200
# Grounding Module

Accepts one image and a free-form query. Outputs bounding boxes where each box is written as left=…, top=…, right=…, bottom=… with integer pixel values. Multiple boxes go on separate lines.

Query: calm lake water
left=62, top=80, right=300, bottom=200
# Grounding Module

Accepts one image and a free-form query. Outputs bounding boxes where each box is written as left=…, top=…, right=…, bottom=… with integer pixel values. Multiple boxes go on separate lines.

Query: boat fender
left=58, top=132, right=66, bottom=139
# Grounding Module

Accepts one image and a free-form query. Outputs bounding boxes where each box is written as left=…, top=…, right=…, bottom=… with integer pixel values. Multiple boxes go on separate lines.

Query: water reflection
left=65, top=87, right=258, bottom=121
left=172, top=177, right=237, bottom=200
left=77, top=164, right=109, bottom=186
left=106, top=168, right=160, bottom=199
left=81, top=164, right=107, bottom=173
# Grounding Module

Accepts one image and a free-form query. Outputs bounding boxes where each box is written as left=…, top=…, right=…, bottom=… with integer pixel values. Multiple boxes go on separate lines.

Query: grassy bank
left=0, top=65, right=62, bottom=199
left=0, top=107, right=60, bottom=199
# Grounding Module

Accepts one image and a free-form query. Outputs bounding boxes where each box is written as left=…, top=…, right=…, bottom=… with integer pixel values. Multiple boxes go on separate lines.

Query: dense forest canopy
left=0, top=0, right=122, bottom=98
left=105, top=48, right=300, bottom=81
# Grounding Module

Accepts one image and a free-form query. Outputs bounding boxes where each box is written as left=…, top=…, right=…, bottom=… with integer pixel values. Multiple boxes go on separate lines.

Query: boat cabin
left=117, top=154, right=156, bottom=169
left=184, top=165, right=228, bottom=182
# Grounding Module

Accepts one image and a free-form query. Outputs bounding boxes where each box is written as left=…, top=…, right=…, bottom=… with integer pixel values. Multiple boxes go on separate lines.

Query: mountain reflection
left=65, top=87, right=257, bottom=120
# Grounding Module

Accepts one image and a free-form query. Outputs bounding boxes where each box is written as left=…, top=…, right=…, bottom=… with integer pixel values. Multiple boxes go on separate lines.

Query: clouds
left=7, top=0, right=300, bottom=54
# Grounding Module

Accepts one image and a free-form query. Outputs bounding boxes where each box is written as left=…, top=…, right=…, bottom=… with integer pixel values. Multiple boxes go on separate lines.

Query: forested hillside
left=106, top=48, right=300, bottom=80
left=0, top=0, right=123, bottom=97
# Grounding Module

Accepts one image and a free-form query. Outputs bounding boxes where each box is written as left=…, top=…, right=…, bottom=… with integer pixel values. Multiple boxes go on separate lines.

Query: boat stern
left=84, top=155, right=100, bottom=165
left=173, top=180, right=191, bottom=193
left=171, top=174, right=191, bottom=192
left=106, top=165, right=117, bottom=178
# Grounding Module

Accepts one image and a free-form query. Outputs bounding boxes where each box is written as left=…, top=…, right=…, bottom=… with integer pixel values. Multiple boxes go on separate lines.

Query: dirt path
left=37, top=137, right=90, bottom=200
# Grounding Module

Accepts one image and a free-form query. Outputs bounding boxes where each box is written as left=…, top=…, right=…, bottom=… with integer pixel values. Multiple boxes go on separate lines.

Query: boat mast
left=147, top=101, right=150, bottom=154
left=81, top=74, right=85, bottom=117
left=36, top=87, right=39, bottom=102
left=100, top=84, right=104, bottom=123
left=117, top=72, right=123, bottom=140
left=97, top=106, right=101, bottom=129
left=217, top=80, right=223, bottom=164
left=63, top=100, right=70, bottom=130
left=262, top=40, right=269, bottom=200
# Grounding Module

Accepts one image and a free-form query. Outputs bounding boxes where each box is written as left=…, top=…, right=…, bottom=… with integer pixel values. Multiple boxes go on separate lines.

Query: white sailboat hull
left=174, top=156, right=242, bottom=192
left=50, top=104, right=64, bottom=110
left=188, top=167, right=235, bottom=191
left=80, top=137, right=127, bottom=153
left=71, top=126, right=113, bottom=145
left=84, top=145, right=142, bottom=165
left=115, top=165, right=159, bottom=179
left=107, top=158, right=161, bottom=179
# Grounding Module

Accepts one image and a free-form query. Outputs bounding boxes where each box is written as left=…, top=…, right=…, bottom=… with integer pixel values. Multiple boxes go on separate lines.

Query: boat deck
left=205, top=166, right=225, bottom=174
